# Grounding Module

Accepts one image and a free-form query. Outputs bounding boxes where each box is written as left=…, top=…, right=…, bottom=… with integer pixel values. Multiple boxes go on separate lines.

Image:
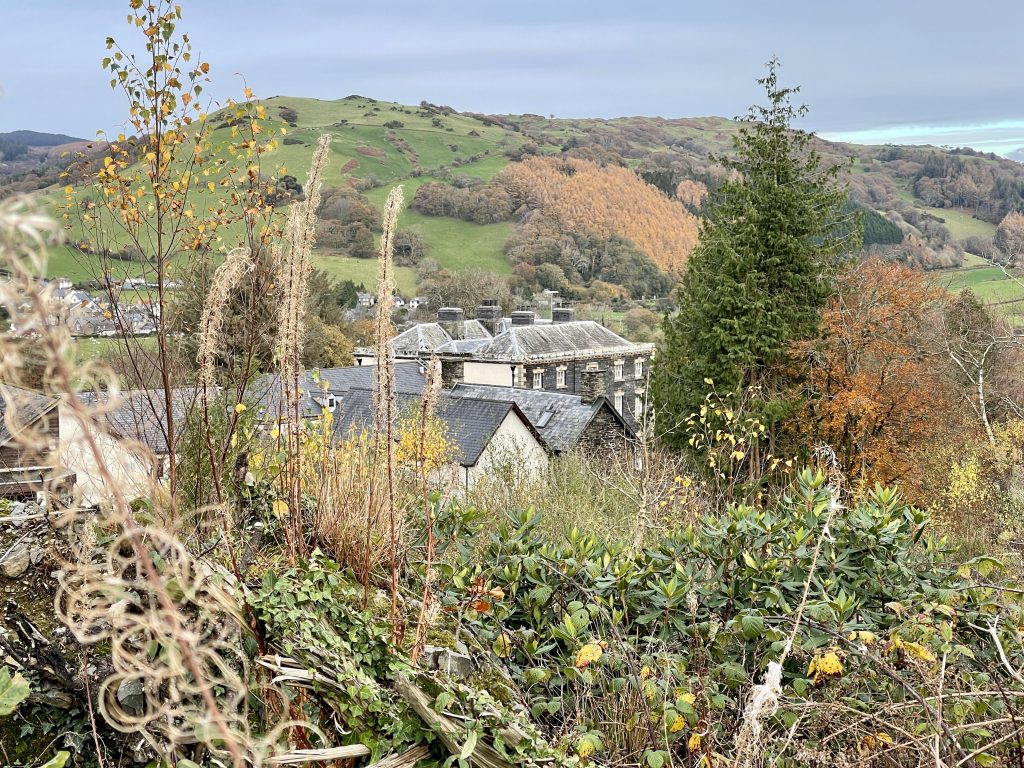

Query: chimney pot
left=437, top=307, right=465, bottom=339
left=511, top=310, right=535, bottom=326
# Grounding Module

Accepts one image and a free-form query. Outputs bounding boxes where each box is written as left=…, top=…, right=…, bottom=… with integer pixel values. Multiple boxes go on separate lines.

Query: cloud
left=3, top=0, right=1024, bottom=144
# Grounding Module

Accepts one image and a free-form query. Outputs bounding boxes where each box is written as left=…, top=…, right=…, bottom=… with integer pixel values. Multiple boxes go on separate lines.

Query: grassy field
left=920, top=206, right=997, bottom=240
left=311, top=253, right=417, bottom=295
left=933, top=260, right=1024, bottom=326
left=363, top=175, right=512, bottom=276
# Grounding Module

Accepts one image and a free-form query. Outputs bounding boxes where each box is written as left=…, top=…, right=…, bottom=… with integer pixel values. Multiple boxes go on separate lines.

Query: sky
left=3, top=1, right=1024, bottom=155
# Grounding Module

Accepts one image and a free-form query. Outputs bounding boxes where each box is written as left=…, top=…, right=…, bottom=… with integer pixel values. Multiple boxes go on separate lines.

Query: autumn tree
left=651, top=59, right=857, bottom=447
left=62, top=0, right=284, bottom=495
left=786, top=259, right=956, bottom=491
left=995, top=210, right=1024, bottom=266
left=494, top=155, right=699, bottom=274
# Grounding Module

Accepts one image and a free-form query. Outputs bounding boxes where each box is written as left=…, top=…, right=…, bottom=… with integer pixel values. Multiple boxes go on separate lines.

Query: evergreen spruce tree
left=652, top=59, right=859, bottom=446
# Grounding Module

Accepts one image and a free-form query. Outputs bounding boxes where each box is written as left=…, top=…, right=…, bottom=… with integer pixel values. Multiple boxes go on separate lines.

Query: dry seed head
left=196, top=247, right=253, bottom=387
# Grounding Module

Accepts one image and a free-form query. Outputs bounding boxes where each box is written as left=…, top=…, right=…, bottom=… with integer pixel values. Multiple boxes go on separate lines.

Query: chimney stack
left=552, top=307, right=575, bottom=323
left=510, top=310, right=535, bottom=326
left=440, top=358, right=464, bottom=388
left=437, top=307, right=465, bottom=339
left=476, top=299, right=502, bottom=336
left=580, top=363, right=606, bottom=404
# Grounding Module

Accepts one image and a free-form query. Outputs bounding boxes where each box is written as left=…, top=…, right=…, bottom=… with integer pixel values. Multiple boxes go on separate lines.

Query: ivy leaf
left=38, top=754, right=71, bottom=768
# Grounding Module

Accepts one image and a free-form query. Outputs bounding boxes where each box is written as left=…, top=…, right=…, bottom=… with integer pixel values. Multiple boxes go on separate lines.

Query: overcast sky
left=3, top=1, right=1024, bottom=154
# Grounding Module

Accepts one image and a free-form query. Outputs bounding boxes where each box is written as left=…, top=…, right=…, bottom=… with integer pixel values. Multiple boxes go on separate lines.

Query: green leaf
left=739, top=614, right=765, bottom=640
left=459, top=729, right=478, bottom=760
left=0, top=667, right=29, bottom=716
left=39, top=752, right=71, bottom=768
left=646, top=750, right=665, bottom=768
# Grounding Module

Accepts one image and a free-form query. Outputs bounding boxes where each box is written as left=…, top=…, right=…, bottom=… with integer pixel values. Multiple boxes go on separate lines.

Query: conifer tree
left=652, top=59, right=859, bottom=446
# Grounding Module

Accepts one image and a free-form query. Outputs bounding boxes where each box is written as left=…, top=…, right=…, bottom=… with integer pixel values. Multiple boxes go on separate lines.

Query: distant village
left=0, top=295, right=654, bottom=504
left=2, top=275, right=174, bottom=338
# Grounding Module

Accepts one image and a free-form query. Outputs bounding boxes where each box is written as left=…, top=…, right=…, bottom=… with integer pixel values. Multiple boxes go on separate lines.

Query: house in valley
left=328, top=387, right=548, bottom=492
left=355, top=303, right=654, bottom=428
left=448, top=382, right=635, bottom=455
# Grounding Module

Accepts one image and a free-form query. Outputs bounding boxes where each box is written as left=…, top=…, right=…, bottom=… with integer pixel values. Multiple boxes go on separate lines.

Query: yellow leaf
left=272, top=499, right=288, bottom=518
left=575, top=643, right=603, bottom=669
left=688, top=732, right=702, bottom=752
left=234, top=403, right=247, bottom=414
left=244, top=86, right=254, bottom=99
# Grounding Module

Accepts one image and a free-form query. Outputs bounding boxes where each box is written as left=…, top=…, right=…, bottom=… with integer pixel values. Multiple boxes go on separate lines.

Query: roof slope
left=0, top=385, right=60, bottom=447
left=252, top=362, right=425, bottom=419
left=77, top=388, right=198, bottom=455
left=388, top=320, right=492, bottom=356
left=473, top=321, right=653, bottom=362
left=332, top=388, right=540, bottom=466
left=449, top=383, right=634, bottom=453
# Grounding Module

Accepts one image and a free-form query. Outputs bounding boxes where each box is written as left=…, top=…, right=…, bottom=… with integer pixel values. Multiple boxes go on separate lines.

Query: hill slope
left=14, top=96, right=1024, bottom=311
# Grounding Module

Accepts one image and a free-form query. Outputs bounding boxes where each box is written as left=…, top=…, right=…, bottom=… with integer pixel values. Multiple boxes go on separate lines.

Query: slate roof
left=449, top=383, right=635, bottom=453
left=472, top=321, right=653, bottom=362
left=386, top=320, right=492, bottom=356
left=0, top=385, right=60, bottom=448
left=331, top=388, right=541, bottom=467
left=76, top=388, right=198, bottom=455
left=251, top=362, right=425, bottom=420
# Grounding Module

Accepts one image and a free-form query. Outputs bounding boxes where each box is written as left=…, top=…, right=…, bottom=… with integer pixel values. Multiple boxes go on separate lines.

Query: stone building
left=0, top=386, right=73, bottom=501
left=448, top=383, right=635, bottom=455
left=355, top=303, right=654, bottom=429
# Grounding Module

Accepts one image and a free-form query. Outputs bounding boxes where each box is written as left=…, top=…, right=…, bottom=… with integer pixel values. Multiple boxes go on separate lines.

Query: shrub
left=438, top=469, right=1022, bottom=766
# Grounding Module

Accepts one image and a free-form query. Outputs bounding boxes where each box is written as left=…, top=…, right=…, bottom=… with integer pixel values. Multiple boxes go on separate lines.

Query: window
left=613, top=360, right=624, bottom=381
left=614, top=391, right=624, bottom=413
left=556, top=367, right=567, bottom=388
left=634, top=358, right=644, bottom=379
left=532, top=369, right=544, bottom=389
left=635, top=395, right=643, bottom=418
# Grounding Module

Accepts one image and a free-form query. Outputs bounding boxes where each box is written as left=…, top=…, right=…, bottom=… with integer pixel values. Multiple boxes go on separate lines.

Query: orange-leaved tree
left=787, top=258, right=959, bottom=493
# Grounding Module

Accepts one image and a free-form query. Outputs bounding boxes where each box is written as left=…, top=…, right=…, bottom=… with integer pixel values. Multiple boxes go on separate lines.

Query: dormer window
left=315, top=393, right=338, bottom=413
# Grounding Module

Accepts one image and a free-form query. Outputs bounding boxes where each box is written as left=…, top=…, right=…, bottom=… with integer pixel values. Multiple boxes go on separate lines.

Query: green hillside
left=24, top=95, right=1024, bottom=313
left=36, top=95, right=528, bottom=288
